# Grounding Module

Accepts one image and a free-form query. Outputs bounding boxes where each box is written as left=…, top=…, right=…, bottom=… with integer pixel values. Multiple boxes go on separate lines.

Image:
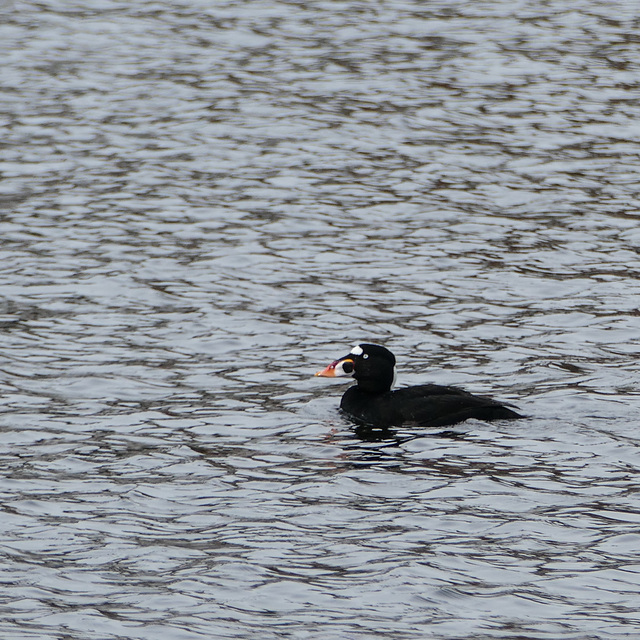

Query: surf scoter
left=315, top=343, right=522, bottom=428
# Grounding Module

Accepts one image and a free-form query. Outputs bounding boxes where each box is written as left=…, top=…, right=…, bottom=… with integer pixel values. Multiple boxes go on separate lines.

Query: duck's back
left=341, top=383, right=522, bottom=428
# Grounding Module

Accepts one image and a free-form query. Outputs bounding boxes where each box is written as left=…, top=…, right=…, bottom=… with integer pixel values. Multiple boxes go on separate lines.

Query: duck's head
left=315, top=343, right=397, bottom=394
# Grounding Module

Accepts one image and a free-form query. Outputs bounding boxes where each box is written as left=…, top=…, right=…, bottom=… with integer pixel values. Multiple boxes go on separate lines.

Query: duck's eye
left=342, top=360, right=354, bottom=374
left=363, top=354, right=369, bottom=359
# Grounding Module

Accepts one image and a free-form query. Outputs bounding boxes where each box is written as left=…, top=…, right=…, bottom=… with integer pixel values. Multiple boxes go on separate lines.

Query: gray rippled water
left=2, top=0, right=640, bottom=638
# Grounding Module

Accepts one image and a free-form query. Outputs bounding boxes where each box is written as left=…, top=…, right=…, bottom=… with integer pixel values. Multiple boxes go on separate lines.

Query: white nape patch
left=350, top=345, right=364, bottom=356
left=391, top=365, right=397, bottom=389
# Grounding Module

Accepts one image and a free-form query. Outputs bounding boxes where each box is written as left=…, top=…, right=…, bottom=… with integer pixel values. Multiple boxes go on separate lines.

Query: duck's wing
left=391, top=384, right=522, bottom=428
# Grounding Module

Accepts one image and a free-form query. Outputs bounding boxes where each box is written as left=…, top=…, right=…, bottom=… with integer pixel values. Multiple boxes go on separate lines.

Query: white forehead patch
left=350, top=345, right=364, bottom=356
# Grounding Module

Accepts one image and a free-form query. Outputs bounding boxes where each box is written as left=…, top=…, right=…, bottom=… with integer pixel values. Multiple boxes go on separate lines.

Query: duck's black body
left=339, top=383, right=521, bottom=428
left=316, top=343, right=522, bottom=429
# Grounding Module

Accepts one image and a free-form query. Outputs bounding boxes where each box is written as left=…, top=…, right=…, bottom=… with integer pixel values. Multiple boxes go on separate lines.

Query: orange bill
left=315, top=358, right=353, bottom=377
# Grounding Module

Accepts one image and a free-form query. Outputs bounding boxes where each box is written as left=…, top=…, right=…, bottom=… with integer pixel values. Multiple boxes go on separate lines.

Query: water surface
left=1, top=0, right=640, bottom=638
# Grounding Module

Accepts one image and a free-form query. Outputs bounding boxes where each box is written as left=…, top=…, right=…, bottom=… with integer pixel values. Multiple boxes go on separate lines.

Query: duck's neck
left=355, top=372, right=394, bottom=395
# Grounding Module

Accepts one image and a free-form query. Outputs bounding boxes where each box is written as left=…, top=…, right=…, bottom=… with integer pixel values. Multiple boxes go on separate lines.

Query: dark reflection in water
left=2, top=0, right=640, bottom=638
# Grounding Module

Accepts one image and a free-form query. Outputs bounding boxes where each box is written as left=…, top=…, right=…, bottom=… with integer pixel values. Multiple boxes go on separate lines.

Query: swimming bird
left=315, top=343, right=522, bottom=429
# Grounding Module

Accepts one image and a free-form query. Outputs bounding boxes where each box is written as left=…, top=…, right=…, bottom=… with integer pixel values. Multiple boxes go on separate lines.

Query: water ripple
left=2, top=0, right=640, bottom=638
